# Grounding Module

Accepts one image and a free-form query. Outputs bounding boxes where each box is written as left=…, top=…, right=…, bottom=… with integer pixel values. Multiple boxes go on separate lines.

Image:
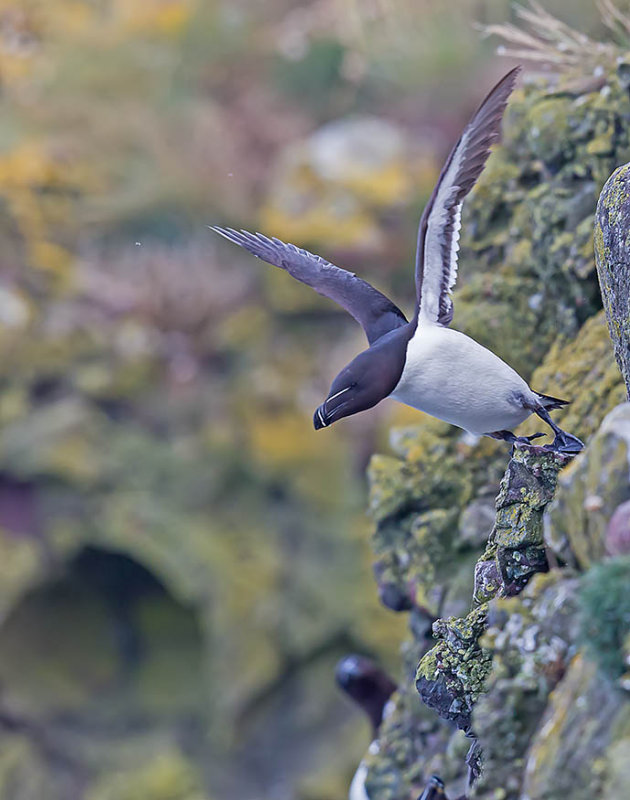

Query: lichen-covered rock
left=363, top=635, right=473, bottom=800
left=518, top=311, right=627, bottom=446
left=363, top=52, right=630, bottom=800
left=368, top=420, right=489, bottom=616
left=490, top=445, right=570, bottom=596
left=602, top=737, right=630, bottom=800
left=595, top=161, right=630, bottom=398
left=457, top=64, right=630, bottom=365
left=416, top=606, right=491, bottom=732
left=472, top=572, right=582, bottom=800
left=416, top=443, right=569, bottom=741
left=521, top=655, right=625, bottom=800
left=493, top=445, right=570, bottom=550
left=579, top=555, right=630, bottom=681
left=467, top=407, right=630, bottom=799
left=544, top=403, right=630, bottom=569
left=606, top=499, right=630, bottom=555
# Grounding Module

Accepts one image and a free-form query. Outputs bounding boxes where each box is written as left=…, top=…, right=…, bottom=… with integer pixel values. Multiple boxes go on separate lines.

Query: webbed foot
left=533, top=407, right=584, bottom=454
left=545, top=430, right=584, bottom=454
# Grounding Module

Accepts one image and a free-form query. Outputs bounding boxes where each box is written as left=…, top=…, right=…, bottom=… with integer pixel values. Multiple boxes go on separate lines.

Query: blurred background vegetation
left=0, top=1, right=615, bottom=798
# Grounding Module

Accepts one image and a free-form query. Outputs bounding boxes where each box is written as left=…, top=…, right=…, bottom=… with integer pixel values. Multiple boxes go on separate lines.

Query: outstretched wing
left=211, top=227, right=407, bottom=344
left=414, top=66, right=521, bottom=326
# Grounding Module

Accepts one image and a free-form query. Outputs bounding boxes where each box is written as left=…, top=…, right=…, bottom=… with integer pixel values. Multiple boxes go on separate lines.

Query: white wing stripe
left=413, top=67, right=520, bottom=328
left=449, top=201, right=463, bottom=291
left=419, top=127, right=471, bottom=324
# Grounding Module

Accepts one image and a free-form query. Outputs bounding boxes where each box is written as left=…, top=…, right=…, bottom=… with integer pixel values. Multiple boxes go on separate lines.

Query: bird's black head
left=417, top=776, right=446, bottom=800
left=313, top=326, right=409, bottom=430
left=335, top=654, right=397, bottom=733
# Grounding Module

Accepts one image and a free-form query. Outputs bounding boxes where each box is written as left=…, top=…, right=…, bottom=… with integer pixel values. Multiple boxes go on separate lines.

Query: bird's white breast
left=349, top=740, right=380, bottom=800
left=390, top=323, right=534, bottom=435
left=349, top=762, right=369, bottom=800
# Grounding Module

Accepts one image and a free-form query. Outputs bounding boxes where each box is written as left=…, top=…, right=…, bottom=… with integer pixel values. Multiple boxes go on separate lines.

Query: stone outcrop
left=473, top=571, right=582, bottom=800
left=416, top=445, right=570, bottom=738
left=545, top=403, right=630, bottom=569
left=595, top=162, right=630, bottom=398
left=365, top=399, right=630, bottom=799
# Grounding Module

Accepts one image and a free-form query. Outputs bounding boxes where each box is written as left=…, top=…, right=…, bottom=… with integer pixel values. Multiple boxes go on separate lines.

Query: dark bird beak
left=314, top=385, right=354, bottom=430
left=313, top=404, right=330, bottom=430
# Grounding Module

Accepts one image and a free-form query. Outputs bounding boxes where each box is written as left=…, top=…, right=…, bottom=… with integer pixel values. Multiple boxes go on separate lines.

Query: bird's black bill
left=313, top=404, right=330, bottom=430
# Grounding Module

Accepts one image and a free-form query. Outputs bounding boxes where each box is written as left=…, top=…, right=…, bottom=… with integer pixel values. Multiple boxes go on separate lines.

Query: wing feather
left=414, top=66, right=521, bottom=325
left=211, top=227, right=407, bottom=344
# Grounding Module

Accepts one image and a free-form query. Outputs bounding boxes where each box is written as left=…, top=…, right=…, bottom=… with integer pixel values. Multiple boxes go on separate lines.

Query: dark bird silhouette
left=335, top=655, right=397, bottom=800
left=418, top=775, right=448, bottom=800
left=335, top=654, right=397, bottom=735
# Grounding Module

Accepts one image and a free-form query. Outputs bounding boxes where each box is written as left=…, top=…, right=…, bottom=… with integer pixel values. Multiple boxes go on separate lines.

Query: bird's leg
left=486, top=430, right=546, bottom=447
left=534, top=407, right=584, bottom=453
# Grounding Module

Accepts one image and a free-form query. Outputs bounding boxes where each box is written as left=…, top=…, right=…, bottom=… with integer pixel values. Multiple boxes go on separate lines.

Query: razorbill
left=418, top=776, right=448, bottom=800
left=417, top=775, right=466, bottom=800
left=335, top=654, right=397, bottom=800
left=212, top=67, right=583, bottom=453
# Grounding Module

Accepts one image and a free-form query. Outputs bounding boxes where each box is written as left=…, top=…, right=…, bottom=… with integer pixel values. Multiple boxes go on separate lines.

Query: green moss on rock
left=579, top=555, right=630, bottom=679
left=472, top=572, right=582, bottom=800
left=416, top=605, right=492, bottom=732
left=518, top=312, right=626, bottom=445
left=595, top=160, right=630, bottom=397
left=521, top=655, right=621, bottom=800
left=364, top=54, right=630, bottom=800
left=545, top=403, right=630, bottom=569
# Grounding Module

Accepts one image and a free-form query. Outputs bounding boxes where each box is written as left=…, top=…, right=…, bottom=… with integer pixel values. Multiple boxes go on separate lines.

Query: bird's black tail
left=535, top=391, right=570, bottom=410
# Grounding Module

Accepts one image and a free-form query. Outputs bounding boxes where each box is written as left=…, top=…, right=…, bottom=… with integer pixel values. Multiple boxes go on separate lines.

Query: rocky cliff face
left=595, top=162, right=630, bottom=399
left=365, top=403, right=630, bottom=800
left=361, top=58, right=630, bottom=800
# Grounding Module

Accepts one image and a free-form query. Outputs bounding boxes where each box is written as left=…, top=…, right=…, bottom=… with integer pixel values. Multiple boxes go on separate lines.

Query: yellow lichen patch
left=522, top=653, right=621, bottom=799
left=545, top=404, right=630, bottom=569
left=518, top=311, right=626, bottom=444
